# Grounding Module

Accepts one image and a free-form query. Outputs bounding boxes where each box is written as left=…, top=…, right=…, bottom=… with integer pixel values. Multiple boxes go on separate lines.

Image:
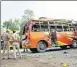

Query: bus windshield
left=23, top=25, right=29, bottom=35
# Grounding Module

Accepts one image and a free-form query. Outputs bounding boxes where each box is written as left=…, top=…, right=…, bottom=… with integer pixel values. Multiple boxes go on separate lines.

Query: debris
left=62, top=63, right=68, bottom=67
left=63, top=51, right=68, bottom=54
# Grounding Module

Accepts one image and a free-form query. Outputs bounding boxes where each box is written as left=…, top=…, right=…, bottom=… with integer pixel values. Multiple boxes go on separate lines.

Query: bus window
left=49, top=22, right=54, bottom=24
left=32, top=24, right=40, bottom=32
left=43, top=21, right=48, bottom=24
left=56, top=26, right=63, bottom=32
left=63, top=26, right=69, bottom=31
left=70, top=27, right=75, bottom=31
left=50, top=26, right=56, bottom=32
left=41, top=24, right=49, bottom=32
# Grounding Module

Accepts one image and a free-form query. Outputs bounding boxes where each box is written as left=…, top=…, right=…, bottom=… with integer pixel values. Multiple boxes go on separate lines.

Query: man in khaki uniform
left=1, top=30, right=10, bottom=59
left=12, top=30, right=22, bottom=59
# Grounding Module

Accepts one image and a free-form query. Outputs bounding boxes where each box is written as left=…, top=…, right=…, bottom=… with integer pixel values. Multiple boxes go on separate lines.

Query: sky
left=1, top=1, right=77, bottom=22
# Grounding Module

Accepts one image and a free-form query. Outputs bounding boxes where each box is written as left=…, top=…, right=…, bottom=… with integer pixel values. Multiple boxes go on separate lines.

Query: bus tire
left=72, top=40, right=77, bottom=48
left=30, top=48, right=37, bottom=53
left=60, top=46, right=67, bottom=49
left=37, top=41, right=47, bottom=53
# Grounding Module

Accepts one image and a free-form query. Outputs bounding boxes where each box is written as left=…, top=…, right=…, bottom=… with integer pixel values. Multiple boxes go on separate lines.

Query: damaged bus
left=22, top=18, right=77, bottom=53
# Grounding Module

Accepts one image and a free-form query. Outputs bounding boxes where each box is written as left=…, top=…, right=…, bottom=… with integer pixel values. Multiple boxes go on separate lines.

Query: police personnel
left=12, top=30, right=22, bottom=59
left=1, top=30, right=10, bottom=59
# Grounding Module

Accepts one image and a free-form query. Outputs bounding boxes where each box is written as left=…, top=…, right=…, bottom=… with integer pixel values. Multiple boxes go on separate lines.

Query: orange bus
left=22, top=18, right=77, bottom=53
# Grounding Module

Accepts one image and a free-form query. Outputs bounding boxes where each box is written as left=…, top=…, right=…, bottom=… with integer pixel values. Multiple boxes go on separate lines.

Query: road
left=1, top=47, right=77, bottom=67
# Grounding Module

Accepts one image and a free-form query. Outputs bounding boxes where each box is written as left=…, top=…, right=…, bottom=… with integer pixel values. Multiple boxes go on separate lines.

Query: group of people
left=1, top=30, right=22, bottom=60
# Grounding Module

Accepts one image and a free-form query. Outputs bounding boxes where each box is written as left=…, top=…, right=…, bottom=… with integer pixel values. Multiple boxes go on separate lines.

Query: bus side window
left=41, top=25, right=49, bottom=32
left=32, top=24, right=40, bottom=32
left=70, top=28, right=74, bottom=31
left=56, top=26, right=63, bottom=32
left=63, top=26, right=69, bottom=31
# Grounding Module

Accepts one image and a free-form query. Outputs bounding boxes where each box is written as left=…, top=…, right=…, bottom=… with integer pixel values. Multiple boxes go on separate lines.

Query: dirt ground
left=1, top=47, right=77, bottom=67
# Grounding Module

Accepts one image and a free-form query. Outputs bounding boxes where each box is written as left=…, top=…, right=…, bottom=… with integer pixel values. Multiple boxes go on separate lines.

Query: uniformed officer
left=1, top=30, right=10, bottom=59
left=12, top=30, right=22, bottom=59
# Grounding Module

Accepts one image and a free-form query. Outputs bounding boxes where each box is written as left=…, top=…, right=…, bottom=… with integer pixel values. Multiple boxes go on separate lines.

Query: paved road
left=1, top=47, right=77, bottom=67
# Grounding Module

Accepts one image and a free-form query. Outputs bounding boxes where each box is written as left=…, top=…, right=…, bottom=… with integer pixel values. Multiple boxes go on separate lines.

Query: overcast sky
left=1, top=1, right=77, bottom=21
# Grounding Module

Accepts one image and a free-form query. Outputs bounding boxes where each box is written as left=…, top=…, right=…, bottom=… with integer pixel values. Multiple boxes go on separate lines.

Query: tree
left=3, top=19, right=12, bottom=29
left=3, top=19, right=20, bottom=31
left=10, top=19, right=20, bottom=31
left=19, top=9, right=35, bottom=37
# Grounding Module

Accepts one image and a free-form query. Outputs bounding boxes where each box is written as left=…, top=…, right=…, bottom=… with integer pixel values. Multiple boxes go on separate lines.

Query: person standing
left=22, top=35, right=28, bottom=52
left=1, top=30, right=10, bottom=60
left=12, top=30, right=22, bottom=59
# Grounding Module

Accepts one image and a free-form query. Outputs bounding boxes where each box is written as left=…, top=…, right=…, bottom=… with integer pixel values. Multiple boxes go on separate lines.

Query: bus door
left=50, top=26, right=57, bottom=46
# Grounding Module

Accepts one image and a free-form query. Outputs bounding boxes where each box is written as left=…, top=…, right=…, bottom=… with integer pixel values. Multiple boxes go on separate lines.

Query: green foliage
left=3, top=19, right=20, bottom=31
left=3, top=19, right=12, bottom=29
left=19, top=9, right=35, bottom=36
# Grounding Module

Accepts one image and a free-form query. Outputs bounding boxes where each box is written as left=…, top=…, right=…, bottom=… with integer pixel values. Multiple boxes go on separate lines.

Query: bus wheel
left=30, top=48, right=37, bottom=53
left=37, top=41, right=47, bottom=53
left=60, top=46, right=67, bottom=49
left=72, top=40, right=77, bottom=48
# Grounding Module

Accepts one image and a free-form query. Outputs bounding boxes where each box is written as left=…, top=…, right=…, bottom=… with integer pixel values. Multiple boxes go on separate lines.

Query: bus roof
left=31, top=19, right=71, bottom=24
left=29, top=17, right=71, bottom=23
left=25, top=17, right=77, bottom=26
